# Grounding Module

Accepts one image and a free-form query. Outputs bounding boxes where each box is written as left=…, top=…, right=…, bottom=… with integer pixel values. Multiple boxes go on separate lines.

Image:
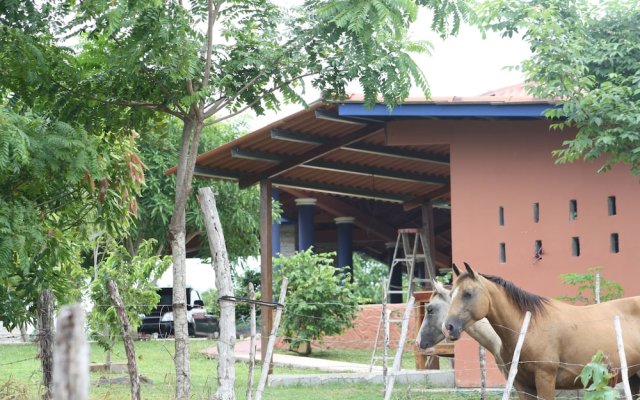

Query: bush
left=558, top=266, right=623, bottom=304
left=274, top=249, right=359, bottom=355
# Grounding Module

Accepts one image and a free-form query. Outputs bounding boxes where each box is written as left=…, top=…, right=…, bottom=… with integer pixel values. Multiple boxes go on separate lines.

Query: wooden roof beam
left=273, top=178, right=411, bottom=203
left=403, top=185, right=451, bottom=211
left=271, top=129, right=449, bottom=165
left=231, top=147, right=449, bottom=185
left=238, top=123, right=384, bottom=188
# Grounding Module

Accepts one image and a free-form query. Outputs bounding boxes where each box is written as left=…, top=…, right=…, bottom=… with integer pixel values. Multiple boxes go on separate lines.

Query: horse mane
left=480, top=273, right=550, bottom=316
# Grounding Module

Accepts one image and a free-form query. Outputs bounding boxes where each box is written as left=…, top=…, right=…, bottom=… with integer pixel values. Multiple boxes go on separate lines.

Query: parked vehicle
left=138, top=287, right=219, bottom=338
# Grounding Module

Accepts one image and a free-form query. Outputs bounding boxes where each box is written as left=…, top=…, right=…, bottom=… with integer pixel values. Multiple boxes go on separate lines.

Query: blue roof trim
left=338, top=103, right=554, bottom=119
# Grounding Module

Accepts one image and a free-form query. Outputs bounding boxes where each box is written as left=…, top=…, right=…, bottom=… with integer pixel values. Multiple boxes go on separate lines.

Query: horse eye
left=426, top=306, right=433, bottom=315
left=463, top=290, right=472, bottom=299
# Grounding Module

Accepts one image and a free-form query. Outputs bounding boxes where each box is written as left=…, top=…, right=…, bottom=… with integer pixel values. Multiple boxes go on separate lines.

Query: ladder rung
left=387, top=290, right=406, bottom=294
left=389, top=319, right=403, bottom=323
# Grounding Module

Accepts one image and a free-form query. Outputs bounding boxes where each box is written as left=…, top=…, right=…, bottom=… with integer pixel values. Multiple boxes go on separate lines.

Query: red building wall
left=388, top=119, right=640, bottom=387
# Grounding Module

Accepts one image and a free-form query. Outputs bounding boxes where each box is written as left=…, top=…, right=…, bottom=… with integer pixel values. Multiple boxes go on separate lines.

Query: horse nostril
left=446, top=323, right=454, bottom=333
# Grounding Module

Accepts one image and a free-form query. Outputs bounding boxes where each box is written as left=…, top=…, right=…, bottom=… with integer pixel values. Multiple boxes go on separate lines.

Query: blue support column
left=335, top=217, right=355, bottom=283
left=271, top=189, right=281, bottom=258
left=295, top=198, right=316, bottom=252
left=386, top=242, right=403, bottom=304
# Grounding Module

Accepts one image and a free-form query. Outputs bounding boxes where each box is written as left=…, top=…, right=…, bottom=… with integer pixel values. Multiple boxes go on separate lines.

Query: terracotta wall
left=387, top=119, right=640, bottom=387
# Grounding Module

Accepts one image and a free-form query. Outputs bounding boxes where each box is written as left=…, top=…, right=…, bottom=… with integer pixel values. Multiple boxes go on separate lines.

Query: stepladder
left=369, top=228, right=436, bottom=373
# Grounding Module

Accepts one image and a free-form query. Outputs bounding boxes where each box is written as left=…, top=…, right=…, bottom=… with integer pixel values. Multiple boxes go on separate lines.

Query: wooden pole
left=383, top=295, right=415, bottom=400
left=479, top=345, right=487, bottom=400
left=614, top=315, right=632, bottom=400
left=52, top=304, right=88, bottom=400
left=502, top=311, right=531, bottom=400
left=255, top=278, right=289, bottom=400
left=107, top=280, right=141, bottom=400
left=259, top=180, right=273, bottom=371
left=38, top=289, right=54, bottom=400
left=197, top=187, right=236, bottom=400
left=246, top=283, right=257, bottom=400
left=382, top=278, right=389, bottom=389
left=595, top=272, right=601, bottom=304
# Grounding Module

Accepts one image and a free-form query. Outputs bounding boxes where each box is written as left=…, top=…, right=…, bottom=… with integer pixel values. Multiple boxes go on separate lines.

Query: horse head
left=416, top=279, right=451, bottom=352
left=444, top=262, right=491, bottom=341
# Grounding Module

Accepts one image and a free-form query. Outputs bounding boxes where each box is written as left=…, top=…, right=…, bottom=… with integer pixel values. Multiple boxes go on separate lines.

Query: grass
left=0, top=340, right=468, bottom=400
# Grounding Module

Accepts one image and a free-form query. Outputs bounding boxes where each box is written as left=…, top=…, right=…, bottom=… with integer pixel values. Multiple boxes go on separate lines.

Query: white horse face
left=416, top=281, right=451, bottom=352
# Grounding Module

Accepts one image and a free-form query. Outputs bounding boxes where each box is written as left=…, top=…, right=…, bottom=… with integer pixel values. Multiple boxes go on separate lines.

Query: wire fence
left=3, top=299, right=640, bottom=400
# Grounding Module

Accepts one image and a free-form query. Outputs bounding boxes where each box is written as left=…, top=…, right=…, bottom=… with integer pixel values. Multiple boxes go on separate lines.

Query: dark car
left=138, top=287, right=219, bottom=338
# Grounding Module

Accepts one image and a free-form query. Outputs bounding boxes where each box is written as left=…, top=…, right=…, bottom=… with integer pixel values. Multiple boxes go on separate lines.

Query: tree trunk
left=52, top=304, right=88, bottom=400
left=107, top=280, right=141, bottom=400
left=197, top=187, right=236, bottom=400
left=169, top=118, right=202, bottom=399
left=38, top=289, right=54, bottom=400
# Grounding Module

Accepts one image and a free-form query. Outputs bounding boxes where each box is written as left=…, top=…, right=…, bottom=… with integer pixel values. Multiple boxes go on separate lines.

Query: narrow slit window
left=572, top=237, right=580, bottom=256
left=534, top=240, right=543, bottom=261
left=608, top=196, right=617, bottom=216
left=611, top=233, right=619, bottom=254
left=499, top=243, right=506, bottom=263
left=498, top=207, right=504, bottom=226
left=533, top=203, right=540, bottom=223
left=569, top=199, right=578, bottom=220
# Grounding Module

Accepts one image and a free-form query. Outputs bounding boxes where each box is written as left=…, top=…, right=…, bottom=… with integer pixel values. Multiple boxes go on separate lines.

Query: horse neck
left=465, top=318, right=502, bottom=358
left=482, top=277, right=528, bottom=350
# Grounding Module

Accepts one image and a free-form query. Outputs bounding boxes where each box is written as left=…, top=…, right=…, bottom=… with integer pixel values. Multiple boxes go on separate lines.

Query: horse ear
left=432, top=279, right=445, bottom=294
left=464, top=262, right=476, bottom=279
left=452, top=263, right=461, bottom=277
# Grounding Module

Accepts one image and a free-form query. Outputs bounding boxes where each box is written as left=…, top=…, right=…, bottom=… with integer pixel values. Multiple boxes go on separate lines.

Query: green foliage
left=0, top=105, right=141, bottom=329
left=233, top=267, right=262, bottom=321
left=475, top=0, right=640, bottom=174
left=274, top=249, right=360, bottom=355
left=132, top=118, right=261, bottom=259
left=578, top=350, right=618, bottom=400
left=557, top=266, right=623, bottom=304
left=201, top=288, right=220, bottom=317
left=88, top=239, right=171, bottom=350
left=352, top=253, right=388, bottom=304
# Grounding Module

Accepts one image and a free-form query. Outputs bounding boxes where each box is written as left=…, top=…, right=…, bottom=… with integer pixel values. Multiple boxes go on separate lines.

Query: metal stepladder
left=369, top=228, right=436, bottom=379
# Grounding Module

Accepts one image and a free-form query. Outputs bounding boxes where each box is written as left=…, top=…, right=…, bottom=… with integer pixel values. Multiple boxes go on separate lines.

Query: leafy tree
left=131, top=118, right=261, bottom=259
left=0, top=106, right=142, bottom=330
left=557, top=266, right=623, bottom=305
left=274, top=249, right=359, bottom=355
left=5, top=0, right=470, bottom=396
left=476, top=0, right=640, bottom=173
left=352, top=253, right=388, bottom=304
left=88, top=239, right=172, bottom=350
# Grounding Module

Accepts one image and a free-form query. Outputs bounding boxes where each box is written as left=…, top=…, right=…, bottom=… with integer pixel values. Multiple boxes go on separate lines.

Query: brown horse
left=444, top=263, right=640, bottom=400
left=416, top=279, right=508, bottom=377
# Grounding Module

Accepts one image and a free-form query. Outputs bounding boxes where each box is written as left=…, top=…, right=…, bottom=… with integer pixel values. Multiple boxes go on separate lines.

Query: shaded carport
left=188, top=92, right=551, bottom=362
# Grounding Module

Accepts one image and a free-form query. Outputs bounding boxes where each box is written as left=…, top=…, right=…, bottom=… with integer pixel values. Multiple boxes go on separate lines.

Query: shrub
left=274, top=249, right=359, bottom=355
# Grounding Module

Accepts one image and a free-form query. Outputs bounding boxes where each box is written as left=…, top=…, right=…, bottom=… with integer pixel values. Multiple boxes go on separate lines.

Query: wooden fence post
left=479, top=345, right=487, bottom=400
left=107, top=279, right=141, bottom=400
left=52, top=304, right=88, bottom=400
left=254, top=278, right=289, bottom=400
left=614, top=315, right=632, bottom=400
left=383, top=295, right=415, bottom=400
left=595, top=272, right=601, bottom=304
left=246, top=283, right=257, bottom=400
left=197, top=187, right=236, bottom=400
left=38, top=289, right=54, bottom=400
left=502, top=311, right=531, bottom=400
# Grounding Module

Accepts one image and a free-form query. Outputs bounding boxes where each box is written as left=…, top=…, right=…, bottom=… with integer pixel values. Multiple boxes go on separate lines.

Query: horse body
left=416, top=280, right=507, bottom=377
left=445, top=263, right=640, bottom=400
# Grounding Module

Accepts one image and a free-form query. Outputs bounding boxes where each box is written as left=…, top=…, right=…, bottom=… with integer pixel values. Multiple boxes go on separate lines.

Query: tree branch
left=202, top=0, right=222, bottom=91
left=204, top=71, right=318, bottom=126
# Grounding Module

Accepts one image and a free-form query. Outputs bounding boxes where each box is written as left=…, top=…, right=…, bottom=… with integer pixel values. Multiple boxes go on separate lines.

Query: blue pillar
left=387, top=242, right=403, bottom=304
left=295, top=198, right=316, bottom=252
left=271, top=189, right=281, bottom=257
left=335, top=217, right=355, bottom=282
